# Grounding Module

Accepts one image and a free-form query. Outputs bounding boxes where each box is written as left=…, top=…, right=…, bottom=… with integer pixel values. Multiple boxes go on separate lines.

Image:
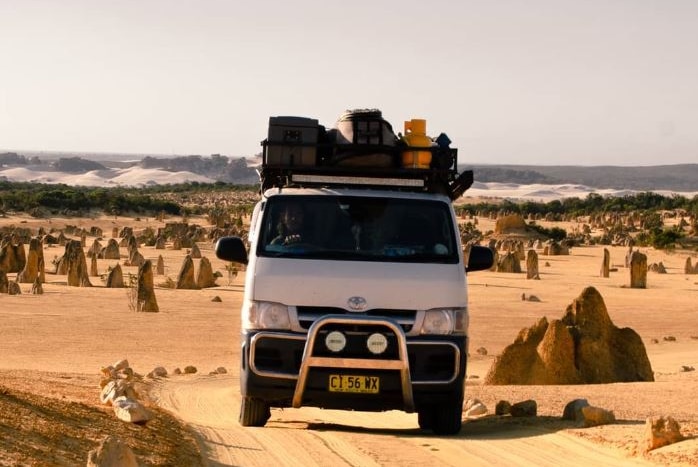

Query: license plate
left=328, top=375, right=380, bottom=394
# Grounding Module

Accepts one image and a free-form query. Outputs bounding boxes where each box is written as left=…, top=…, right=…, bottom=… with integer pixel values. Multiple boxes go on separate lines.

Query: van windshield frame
left=257, top=195, right=459, bottom=264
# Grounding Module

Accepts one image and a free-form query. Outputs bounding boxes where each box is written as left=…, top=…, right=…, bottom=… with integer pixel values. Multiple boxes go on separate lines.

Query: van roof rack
left=260, top=112, right=474, bottom=200
left=260, top=143, right=473, bottom=200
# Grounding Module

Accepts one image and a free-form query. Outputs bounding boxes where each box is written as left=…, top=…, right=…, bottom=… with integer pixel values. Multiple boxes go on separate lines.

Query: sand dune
left=0, top=165, right=215, bottom=187
left=3, top=165, right=698, bottom=201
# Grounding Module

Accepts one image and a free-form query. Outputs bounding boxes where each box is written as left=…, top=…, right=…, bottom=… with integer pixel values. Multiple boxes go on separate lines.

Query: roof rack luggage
left=259, top=112, right=473, bottom=200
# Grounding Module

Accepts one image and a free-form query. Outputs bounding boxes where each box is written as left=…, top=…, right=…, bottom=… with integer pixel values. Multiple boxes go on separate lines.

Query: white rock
left=112, top=396, right=151, bottom=424
left=465, top=402, right=488, bottom=418
left=99, top=380, right=136, bottom=405
left=463, top=398, right=482, bottom=411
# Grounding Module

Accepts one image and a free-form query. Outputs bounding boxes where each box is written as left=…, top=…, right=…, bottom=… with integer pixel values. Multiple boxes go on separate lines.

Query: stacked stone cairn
left=99, top=358, right=150, bottom=424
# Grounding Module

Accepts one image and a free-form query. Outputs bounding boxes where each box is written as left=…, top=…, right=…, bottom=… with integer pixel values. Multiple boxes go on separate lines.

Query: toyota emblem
left=347, top=296, right=367, bottom=311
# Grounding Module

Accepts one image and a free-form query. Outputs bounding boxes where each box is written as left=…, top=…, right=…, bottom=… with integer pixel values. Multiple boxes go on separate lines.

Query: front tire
left=431, top=397, right=463, bottom=435
left=239, top=396, right=271, bottom=427
left=417, top=408, right=434, bottom=430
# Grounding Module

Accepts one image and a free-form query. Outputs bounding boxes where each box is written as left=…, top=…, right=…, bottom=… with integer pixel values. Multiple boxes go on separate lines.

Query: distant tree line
left=139, top=155, right=259, bottom=183
left=457, top=192, right=698, bottom=250
left=0, top=152, right=30, bottom=165
left=0, top=181, right=255, bottom=217
left=468, top=167, right=558, bottom=184
left=457, top=192, right=698, bottom=219
left=466, top=165, right=698, bottom=192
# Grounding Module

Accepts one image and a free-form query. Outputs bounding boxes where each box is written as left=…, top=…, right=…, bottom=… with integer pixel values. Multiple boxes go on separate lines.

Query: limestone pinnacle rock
left=106, top=263, right=125, bottom=288
left=630, top=251, right=648, bottom=288
left=196, top=256, right=217, bottom=288
left=485, top=286, right=653, bottom=385
left=64, top=239, right=92, bottom=287
left=176, top=255, right=199, bottom=290
left=136, top=260, right=159, bottom=312
left=17, top=237, right=43, bottom=283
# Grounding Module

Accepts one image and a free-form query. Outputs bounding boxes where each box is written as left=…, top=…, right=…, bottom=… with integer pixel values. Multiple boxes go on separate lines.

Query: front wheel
left=431, top=399, right=463, bottom=435
left=239, top=396, right=271, bottom=427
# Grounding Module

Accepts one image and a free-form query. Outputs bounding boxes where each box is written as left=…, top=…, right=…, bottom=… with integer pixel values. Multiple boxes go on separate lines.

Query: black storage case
left=266, top=116, right=320, bottom=166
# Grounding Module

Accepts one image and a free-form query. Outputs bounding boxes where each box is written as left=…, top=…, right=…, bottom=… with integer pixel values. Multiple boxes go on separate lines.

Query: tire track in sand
left=151, top=376, right=656, bottom=466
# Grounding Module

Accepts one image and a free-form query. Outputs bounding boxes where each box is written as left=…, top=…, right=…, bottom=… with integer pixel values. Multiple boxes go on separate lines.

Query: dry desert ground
left=1, top=211, right=697, bottom=466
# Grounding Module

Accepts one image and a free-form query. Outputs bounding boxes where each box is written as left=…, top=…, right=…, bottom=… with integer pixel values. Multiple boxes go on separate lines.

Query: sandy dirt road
left=150, top=375, right=658, bottom=467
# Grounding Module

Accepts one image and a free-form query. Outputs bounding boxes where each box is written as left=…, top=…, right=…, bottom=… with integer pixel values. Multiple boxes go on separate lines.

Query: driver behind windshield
left=271, top=204, right=306, bottom=246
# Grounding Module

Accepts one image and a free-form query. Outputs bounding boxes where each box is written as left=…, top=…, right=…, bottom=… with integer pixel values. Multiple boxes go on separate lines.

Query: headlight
left=420, top=308, right=468, bottom=335
left=366, top=333, right=388, bottom=355
left=242, top=300, right=291, bottom=330
left=325, top=331, right=347, bottom=352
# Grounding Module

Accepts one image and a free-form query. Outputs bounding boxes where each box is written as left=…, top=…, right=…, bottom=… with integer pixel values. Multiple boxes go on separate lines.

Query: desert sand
left=1, top=212, right=697, bottom=466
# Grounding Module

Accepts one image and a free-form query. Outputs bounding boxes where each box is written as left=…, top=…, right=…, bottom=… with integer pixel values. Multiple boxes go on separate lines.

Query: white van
left=216, top=113, right=493, bottom=434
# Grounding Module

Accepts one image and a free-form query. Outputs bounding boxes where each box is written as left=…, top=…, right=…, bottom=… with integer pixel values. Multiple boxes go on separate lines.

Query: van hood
left=252, top=257, right=467, bottom=310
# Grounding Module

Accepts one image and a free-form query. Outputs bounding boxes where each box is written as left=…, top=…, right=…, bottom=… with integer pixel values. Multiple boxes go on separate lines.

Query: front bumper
left=241, top=315, right=467, bottom=412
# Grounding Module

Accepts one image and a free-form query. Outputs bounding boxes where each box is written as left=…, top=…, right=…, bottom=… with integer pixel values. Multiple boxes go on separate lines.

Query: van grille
left=295, top=306, right=416, bottom=333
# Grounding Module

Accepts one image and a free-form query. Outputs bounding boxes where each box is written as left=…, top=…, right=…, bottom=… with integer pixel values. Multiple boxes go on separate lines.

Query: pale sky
left=1, top=0, right=697, bottom=166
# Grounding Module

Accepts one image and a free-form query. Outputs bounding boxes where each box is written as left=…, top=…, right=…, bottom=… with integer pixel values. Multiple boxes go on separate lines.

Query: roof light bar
left=291, top=174, right=425, bottom=188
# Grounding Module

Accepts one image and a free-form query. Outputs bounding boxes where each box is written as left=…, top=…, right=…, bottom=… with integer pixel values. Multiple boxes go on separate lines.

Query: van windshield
left=258, top=195, right=459, bottom=263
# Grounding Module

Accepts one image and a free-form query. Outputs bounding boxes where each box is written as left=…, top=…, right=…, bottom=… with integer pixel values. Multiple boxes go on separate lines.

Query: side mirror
left=466, top=245, right=494, bottom=272
left=215, top=236, right=248, bottom=265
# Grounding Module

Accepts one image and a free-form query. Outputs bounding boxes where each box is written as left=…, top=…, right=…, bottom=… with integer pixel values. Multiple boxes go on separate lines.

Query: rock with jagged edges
left=17, top=237, right=43, bottom=283
left=196, top=256, right=217, bottom=288
left=645, top=416, right=683, bottom=451
left=176, top=255, right=199, bottom=290
left=485, top=287, right=653, bottom=385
